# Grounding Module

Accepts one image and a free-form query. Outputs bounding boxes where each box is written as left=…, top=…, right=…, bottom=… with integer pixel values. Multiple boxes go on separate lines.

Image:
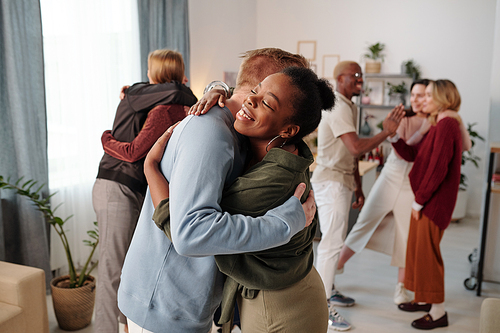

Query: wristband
left=203, top=80, right=230, bottom=98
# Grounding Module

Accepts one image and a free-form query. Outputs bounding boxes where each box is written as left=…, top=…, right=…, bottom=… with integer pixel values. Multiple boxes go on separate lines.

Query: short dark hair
left=410, top=78, right=430, bottom=92
left=281, top=66, right=335, bottom=144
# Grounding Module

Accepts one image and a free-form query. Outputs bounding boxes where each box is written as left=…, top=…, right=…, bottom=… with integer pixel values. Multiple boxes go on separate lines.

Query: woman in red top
left=391, top=80, right=463, bottom=330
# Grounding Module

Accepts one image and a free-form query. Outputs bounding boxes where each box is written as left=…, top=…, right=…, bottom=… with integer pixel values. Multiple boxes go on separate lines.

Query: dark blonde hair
left=235, top=48, right=309, bottom=89
left=333, top=61, right=359, bottom=81
left=428, top=79, right=461, bottom=124
left=148, top=49, right=185, bottom=84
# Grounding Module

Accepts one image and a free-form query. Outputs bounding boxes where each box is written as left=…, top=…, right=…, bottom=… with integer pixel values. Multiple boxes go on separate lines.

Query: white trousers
left=312, top=180, right=352, bottom=298
left=127, top=319, right=154, bottom=333
left=344, top=151, right=414, bottom=267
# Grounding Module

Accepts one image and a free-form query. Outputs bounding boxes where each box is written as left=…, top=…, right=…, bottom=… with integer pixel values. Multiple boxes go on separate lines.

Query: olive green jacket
left=152, top=140, right=317, bottom=324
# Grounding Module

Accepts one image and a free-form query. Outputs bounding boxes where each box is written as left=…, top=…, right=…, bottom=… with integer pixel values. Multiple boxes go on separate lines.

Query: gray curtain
left=0, top=0, right=51, bottom=289
left=137, top=0, right=191, bottom=83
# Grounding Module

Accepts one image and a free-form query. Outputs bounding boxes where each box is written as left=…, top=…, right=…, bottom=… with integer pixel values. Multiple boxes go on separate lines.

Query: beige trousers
left=93, top=179, right=145, bottom=333
left=237, top=267, right=328, bottom=333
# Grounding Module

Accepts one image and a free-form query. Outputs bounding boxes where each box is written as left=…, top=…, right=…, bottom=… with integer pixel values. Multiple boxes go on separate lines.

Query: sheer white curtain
left=41, top=0, right=141, bottom=272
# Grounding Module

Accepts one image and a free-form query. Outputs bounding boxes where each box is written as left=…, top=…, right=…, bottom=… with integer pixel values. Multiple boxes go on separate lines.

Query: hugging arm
left=102, top=105, right=185, bottom=162
left=189, top=88, right=228, bottom=115
left=144, top=123, right=180, bottom=207
left=165, top=117, right=312, bottom=257
left=125, top=81, right=197, bottom=111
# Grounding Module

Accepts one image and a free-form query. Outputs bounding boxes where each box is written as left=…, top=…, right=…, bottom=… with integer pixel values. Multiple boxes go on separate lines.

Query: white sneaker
left=328, top=305, right=351, bottom=331
left=394, top=282, right=411, bottom=305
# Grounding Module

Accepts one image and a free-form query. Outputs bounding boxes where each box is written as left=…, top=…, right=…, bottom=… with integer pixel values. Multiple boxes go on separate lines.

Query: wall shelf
left=365, top=73, right=412, bottom=79
left=358, top=73, right=413, bottom=132
left=359, top=104, right=397, bottom=109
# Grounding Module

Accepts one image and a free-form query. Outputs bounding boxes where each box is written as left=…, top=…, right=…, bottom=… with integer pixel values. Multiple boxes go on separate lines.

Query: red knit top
left=101, top=104, right=187, bottom=163
left=392, top=117, right=462, bottom=230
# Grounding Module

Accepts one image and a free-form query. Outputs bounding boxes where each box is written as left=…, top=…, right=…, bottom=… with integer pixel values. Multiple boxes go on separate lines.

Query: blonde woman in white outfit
left=337, top=79, right=472, bottom=305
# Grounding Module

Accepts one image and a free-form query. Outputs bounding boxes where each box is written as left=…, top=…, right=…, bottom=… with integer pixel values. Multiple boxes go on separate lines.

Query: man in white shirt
left=311, top=61, right=404, bottom=331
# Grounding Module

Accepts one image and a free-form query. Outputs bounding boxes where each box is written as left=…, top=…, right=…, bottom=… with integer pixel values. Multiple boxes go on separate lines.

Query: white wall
left=489, top=1, right=500, bottom=143
left=188, top=0, right=256, bottom=97
left=189, top=0, right=498, bottom=217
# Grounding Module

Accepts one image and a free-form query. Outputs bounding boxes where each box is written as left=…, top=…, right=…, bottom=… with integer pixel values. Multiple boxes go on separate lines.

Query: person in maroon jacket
left=390, top=79, right=463, bottom=330
left=92, top=49, right=197, bottom=333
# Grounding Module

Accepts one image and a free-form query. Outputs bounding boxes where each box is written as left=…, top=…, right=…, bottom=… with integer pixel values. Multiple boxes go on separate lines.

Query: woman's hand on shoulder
left=438, top=110, right=461, bottom=123
left=418, top=118, right=432, bottom=136
left=189, top=88, right=228, bottom=116
left=119, top=85, right=130, bottom=100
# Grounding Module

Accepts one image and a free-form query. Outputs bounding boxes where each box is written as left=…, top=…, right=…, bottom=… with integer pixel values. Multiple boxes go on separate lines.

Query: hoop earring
left=266, top=135, right=287, bottom=152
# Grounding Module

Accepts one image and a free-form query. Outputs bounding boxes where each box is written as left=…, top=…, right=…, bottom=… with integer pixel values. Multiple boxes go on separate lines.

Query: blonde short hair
left=428, top=79, right=461, bottom=124
left=148, top=49, right=185, bottom=84
left=333, top=61, right=359, bottom=81
left=235, top=48, right=309, bottom=89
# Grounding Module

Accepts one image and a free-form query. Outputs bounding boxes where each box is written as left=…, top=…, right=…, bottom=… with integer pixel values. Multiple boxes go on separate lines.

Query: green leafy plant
left=402, top=59, right=421, bottom=80
left=387, top=81, right=408, bottom=95
left=362, top=85, right=372, bottom=97
left=0, top=176, right=98, bottom=288
left=461, top=123, right=485, bottom=190
left=364, top=42, right=385, bottom=61
left=377, top=120, right=384, bottom=131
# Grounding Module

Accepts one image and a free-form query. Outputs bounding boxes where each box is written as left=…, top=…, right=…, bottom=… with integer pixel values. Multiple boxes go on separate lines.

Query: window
left=41, top=0, right=141, bottom=270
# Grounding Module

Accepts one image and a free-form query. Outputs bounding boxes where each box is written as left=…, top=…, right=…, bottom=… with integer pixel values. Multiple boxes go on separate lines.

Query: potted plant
left=387, top=81, right=408, bottom=106
left=401, top=59, right=421, bottom=80
left=0, top=176, right=99, bottom=331
left=364, top=42, right=385, bottom=73
left=451, top=123, right=485, bottom=221
left=361, top=85, right=372, bottom=105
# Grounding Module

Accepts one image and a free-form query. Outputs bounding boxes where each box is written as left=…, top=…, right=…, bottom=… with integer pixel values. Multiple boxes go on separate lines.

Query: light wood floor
left=322, top=217, right=500, bottom=332
left=47, top=217, right=500, bottom=332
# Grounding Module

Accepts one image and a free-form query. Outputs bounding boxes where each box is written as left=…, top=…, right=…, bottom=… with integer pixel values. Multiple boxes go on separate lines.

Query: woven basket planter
left=365, top=61, right=381, bottom=73
left=50, top=274, right=96, bottom=331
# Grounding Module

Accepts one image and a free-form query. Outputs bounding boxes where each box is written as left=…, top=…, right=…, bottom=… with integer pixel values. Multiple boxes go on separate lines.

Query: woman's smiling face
left=410, top=84, right=426, bottom=113
left=234, top=73, right=297, bottom=141
left=423, top=83, right=438, bottom=114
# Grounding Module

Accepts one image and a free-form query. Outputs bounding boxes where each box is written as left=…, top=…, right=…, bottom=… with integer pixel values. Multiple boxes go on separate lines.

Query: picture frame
left=366, top=79, right=384, bottom=105
left=322, top=54, right=340, bottom=79
left=297, top=41, right=317, bottom=61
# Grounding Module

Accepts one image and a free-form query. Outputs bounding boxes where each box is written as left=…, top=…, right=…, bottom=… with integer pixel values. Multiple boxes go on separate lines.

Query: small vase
left=360, top=120, right=371, bottom=136
left=361, top=96, right=371, bottom=105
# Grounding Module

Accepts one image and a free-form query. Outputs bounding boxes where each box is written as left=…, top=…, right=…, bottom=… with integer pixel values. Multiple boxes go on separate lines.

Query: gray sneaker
left=329, top=290, right=355, bottom=307
left=328, top=307, right=351, bottom=331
